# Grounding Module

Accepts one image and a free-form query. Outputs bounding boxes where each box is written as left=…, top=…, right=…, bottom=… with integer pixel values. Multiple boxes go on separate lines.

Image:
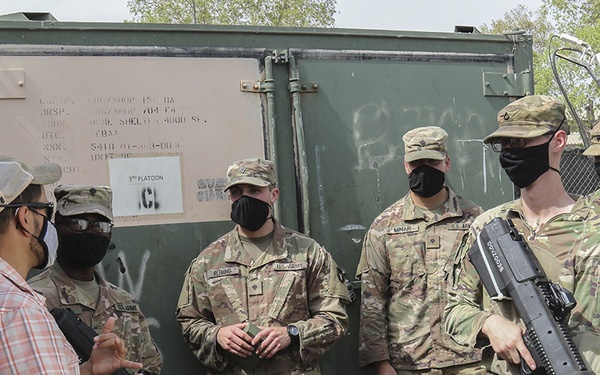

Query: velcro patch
left=388, top=225, right=419, bottom=234
left=206, top=267, right=241, bottom=279
left=115, top=303, right=139, bottom=313
left=448, top=223, right=471, bottom=231
left=274, top=262, right=307, bottom=271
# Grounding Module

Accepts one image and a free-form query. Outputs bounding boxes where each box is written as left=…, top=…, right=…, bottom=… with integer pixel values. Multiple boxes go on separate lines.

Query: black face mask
left=408, top=164, right=446, bottom=198
left=230, top=195, right=271, bottom=231
left=58, top=233, right=110, bottom=268
left=595, top=162, right=600, bottom=179
left=499, top=136, right=559, bottom=189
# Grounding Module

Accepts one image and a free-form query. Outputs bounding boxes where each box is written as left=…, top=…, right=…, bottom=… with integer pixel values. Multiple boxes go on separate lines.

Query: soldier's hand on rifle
left=80, top=317, right=143, bottom=375
left=482, top=314, right=536, bottom=371
left=216, top=323, right=254, bottom=357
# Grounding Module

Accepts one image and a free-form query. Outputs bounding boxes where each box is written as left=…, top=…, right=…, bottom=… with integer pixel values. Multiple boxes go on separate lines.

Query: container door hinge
left=483, top=70, right=532, bottom=97
left=289, top=80, right=319, bottom=93
left=240, top=79, right=274, bottom=93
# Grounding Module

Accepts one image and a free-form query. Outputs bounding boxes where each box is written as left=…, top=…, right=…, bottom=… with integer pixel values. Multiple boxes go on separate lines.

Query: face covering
left=58, top=233, right=110, bottom=268
left=33, top=217, right=59, bottom=270
left=408, top=164, right=446, bottom=198
left=230, top=195, right=271, bottom=231
left=499, top=135, right=559, bottom=189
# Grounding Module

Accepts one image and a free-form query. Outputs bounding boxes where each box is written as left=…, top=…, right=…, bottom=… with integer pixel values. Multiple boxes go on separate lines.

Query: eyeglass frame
left=56, top=217, right=114, bottom=234
left=0, top=201, right=54, bottom=219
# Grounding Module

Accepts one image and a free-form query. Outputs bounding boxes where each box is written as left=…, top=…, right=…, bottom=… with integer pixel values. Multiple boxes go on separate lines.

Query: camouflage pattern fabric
left=356, top=188, right=484, bottom=370
left=29, top=262, right=162, bottom=374
left=176, top=219, right=351, bottom=375
left=445, top=194, right=600, bottom=375
left=224, top=158, right=277, bottom=191
left=483, top=95, right=568, bottom=143
left=583, top=121, right=600, bottom=156
left=402, top=126, right=448, bottom=163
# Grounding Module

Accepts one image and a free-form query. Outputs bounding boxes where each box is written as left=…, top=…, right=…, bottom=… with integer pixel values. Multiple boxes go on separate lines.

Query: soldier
left=445, top=95, right=600, bottom=374
left=0, top=159, right=142, bottom=374
left=29, top=184, right=162, bottom=375
left=176, top=158, right=351, bottom=375
left=583, top=121, right=600, bottom=180
left=356, top=126, right=485, bottom=375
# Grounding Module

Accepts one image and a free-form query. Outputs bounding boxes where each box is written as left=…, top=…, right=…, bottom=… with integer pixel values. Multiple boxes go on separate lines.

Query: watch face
left=288, top=325, right=299, bottom=336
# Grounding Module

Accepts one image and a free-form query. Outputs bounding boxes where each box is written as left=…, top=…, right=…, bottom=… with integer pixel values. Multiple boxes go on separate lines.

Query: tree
left=481, top=0, right=600, bottom=135
left=127, top=0, right=337, bottom=27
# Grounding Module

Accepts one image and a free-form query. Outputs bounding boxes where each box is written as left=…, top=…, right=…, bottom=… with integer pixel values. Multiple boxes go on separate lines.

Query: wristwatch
left=287, top=324, right=300, bottom=344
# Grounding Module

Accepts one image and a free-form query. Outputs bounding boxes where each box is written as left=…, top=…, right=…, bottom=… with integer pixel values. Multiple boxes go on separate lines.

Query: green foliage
left=481, top=0, right=600, bottom=134
left=127, top=0, right=337, bottom=27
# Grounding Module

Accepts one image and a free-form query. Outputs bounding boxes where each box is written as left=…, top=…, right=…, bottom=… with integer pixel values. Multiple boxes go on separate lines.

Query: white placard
left=109, top=156, right=183, bottom=217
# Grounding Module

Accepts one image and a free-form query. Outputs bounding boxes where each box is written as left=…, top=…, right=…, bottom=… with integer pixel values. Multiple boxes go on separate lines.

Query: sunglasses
left=58, top=218, right=113, bottom=234
left=0, top=201, right=54, bottom=219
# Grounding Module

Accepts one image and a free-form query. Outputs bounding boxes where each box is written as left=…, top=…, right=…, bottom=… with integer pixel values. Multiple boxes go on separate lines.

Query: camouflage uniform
left=445, top=95, right=600, bottom=375
left=28, top=184, right=162, bottom=375
left=356, top=126, right=485, bottom=373
left=29, top=263, right=163, bottom=374
left=177, top=221, right=351, bottom=375
left=176, top=158, right=351, bottom=375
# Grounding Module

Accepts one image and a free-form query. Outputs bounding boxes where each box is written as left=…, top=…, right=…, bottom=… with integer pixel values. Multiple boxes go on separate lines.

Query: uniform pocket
left=268, top=271, right=309, bottom=323
left=207, top=275, right=248, bottom=324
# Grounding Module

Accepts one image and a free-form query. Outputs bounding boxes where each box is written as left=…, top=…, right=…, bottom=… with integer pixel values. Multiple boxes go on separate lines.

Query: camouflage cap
left=402, top=126, right=448, bottom=163
left=583, top=121, right=600, bottom=156
left=54, top=184, right=114, bottom=221
left=483, top=95, right=567, bottom=144
left=0, top=157, right=62, bottom=210
left=224, top=158, right=276, bottom=191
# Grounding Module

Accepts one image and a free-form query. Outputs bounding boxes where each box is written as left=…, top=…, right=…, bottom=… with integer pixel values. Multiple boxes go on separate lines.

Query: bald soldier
left=445, top=95, right=600, bottom=374
left=177, top=158, right=351, bottom=375
left=356, top=126, right=485, bottom=375
left=29, top=184, right=162, bottom=375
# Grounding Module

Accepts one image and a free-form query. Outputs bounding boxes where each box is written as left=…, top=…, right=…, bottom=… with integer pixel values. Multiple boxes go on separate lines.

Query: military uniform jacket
left=176, top=220, right=351, bottom=375
left=28, top=262, right=162, bottom=375
left=356, top=188, right=484, bottom=370
left=445, top=195, right=600, bottom=375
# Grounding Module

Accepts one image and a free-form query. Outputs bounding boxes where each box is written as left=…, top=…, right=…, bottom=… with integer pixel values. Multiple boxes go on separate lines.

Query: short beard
left=29, top=220, right=46, bottom=268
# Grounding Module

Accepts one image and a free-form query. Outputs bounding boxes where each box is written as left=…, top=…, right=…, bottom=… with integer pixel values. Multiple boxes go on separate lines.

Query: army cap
left=224, top=158, right=276, bottom=191
left=583, top=121, right=600, bottom=156
left=483, top=95, right=567, bottom=144
left=403, top=126, right=448, bottom=163
left=0, top=157, right=62, bottom=211
left=55, top=184, right=114, bottom=221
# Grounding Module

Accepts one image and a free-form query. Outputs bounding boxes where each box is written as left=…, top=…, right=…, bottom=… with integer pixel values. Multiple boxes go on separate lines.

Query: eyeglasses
left=0, top=202, right=54, bottom=219
left=58, top=218, right=113, bottom=233
left=490, top=138, right=528, bottom=152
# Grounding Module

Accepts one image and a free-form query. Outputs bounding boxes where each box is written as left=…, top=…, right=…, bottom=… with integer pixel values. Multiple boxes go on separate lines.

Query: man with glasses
left=0, top=159, right=142, bottom=374
left=445, top=95, right=600, bottom=374
left=29, top=184, right=162, bottom=375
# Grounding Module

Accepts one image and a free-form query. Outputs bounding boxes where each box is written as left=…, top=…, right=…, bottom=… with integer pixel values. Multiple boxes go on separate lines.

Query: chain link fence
left=561, top=148, right=600, bottom=196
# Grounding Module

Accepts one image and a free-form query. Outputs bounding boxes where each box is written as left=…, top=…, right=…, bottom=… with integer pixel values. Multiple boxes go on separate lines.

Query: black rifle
left=50, top=307, right=150, bottom=375
left=467, top=217, right=593, bottom=375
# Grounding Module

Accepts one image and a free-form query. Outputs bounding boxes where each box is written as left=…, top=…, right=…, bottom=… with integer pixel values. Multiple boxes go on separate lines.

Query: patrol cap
left=0, top=156, right=62, bottom=211
left=402, top=126, right=448, bottom=163
left=583, top=121, right=600, bottom=156
left=54, top=184, right=114, bottom=221
left=483, top=95, right=567, bottom=144
left=224, top=158, right=276, bottom=191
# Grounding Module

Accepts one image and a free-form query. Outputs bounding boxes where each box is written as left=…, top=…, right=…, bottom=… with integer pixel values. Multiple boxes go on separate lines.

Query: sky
left=0, top=0, right=543, bottom=33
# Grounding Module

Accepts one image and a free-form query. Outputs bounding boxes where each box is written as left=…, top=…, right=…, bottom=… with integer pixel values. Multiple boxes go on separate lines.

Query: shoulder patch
left=115, top=303, right=139, bottom=313
left=388, top=225, right=419, bottom=234
left=274, top=262, right=307, bottom=271
left=448, top=223, right=471, bottom=231
left=206, top=266, right=241, bottom=279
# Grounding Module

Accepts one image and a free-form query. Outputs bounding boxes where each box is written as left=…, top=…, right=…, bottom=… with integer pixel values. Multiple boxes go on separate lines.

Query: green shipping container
left=0, top=14, right=533, bottom=374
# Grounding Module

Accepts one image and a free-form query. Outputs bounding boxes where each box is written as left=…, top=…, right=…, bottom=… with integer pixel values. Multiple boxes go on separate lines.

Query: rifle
left=50, top=307, right=152, bottom=375
left=467, top=217, right=593, bottom=375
